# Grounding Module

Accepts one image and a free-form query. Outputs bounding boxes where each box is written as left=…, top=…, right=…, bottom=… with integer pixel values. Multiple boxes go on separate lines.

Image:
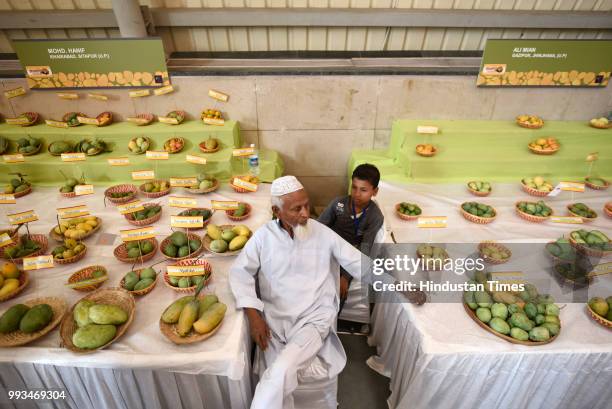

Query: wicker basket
left=467, top=182, right=491, bottom=197
left=395, top=203, right=420, bottom=221
left=13, top=185, right=32, bottom=198
left=163, top=137, right=185, bottom=154
left=528, top=145, right=559, bottom=155
left=584, top=178, right=609, bottom=190
left=19, top=143, right=42, bottom=157
left=226, top=203, right=251, bottom=222
left=0, top=297, right=67, bottom=347
left=17, top=112, right=39, bottom=127
left=1, top=234, right=48, bottom=264
left=478, top=242, right=511, bottom=265
left=230, top=176, right=258, bottom=193
left=119, top=268, right=158, bottom=297
left=460, top=204, right=497, bottom=224
left=515, top=202, right=552, bottom=223
left=139, top=180, right=171, bottom=198
left=567, top=205, right=597, bottom=222
left=163, top=258, right=212, bottom=293
left=128, top=113, right=154, bottom=126
left=47, top=142, right=73, bottom=156
left=415, top=145, right=437, bottom=157
left=60, top=288, right=135, bottom=353
left=128, top=136, right=151, bottom=155
left=67, top=265, right=108, bottom=292
left=54, top=245, right=87, bottom=265
left=183, top=178, right=219, bottom=194
left=113, top=238, right=158, bottom=263
left=0, top=228, right=19, bottom=245
left=160, top=233, right=203, bottom=261
left=160, top=315, right=223, bottom=345
left=164, top=110, right=186, bottom=125
left=586, top=304, right=612, bottom=329
left=50, top=217, right=102, bottom=243
left=569, top=235, right=611, bottom=258
left=589, top=122, right=612, bottom=129
left=605, top=202, right=612, bottom=218
left=0, top=270, right=29, bottom=303
left=198, top=141, right=221, bottom=153
left=96, top=112, right=113, bottom=127
left=203, top=225, right=246, bottom=256
left=125, top=203, right=162, bottom=226
left=177, top=208, right=212, bottom=230
left=104, top=184, right=138, bottom=205
left=63, top=112, right=85, bottom=127
left=521, top=182, right=552, bottom=197
left=516, top=118, right=544, bottom=129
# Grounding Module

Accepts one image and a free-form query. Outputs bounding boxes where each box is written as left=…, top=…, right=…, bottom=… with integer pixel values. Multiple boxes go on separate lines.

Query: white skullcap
left=271, top=175, right=304, bottom=196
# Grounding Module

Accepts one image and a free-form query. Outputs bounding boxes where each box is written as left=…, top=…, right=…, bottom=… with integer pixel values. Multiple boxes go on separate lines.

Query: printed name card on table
left=202, top=117, right=225, bottom=126
left=132, top=170, right=155, bottom=180
left=589, top=262, right=612, bottom=278
left=417, top=216, right=448, bottom=228
left=417, top=126, right=439, bottom=134
left=108, top=157, right=130, bottom=166
left=208, top=89, right=229, bottom=102
left=0, top=194, right=16, bottom=204
left=57, top=205, right=90, bottom=220
left=61, top=152, right=86, bottom=162
left=120, top=226, right=155, bottom=242
left=57, top=93, right=78, bottom=100
left=233, top=147, right=255, bottom=157
left=129, top=89, right=151, bottom=98
left=4, top=87, right=26, bottom=99
left=186, top=154, right=207, bottom=165
left=5, top=117, right=30, bottom=125
left=145, top=151, right=169, bottom=160
left=168, top=196, right=198, bottom=208
left=167, top=264, right=206, bottom=277
left=3, top=154, right=24, bottom=163
left=158, top=116, right=179, bottom=125
left=211, top=200, right=239, bottom=211
left=0, top=233, right=13, bottom=248
left=88, top=93, right=108, bottom=101
left=170, top=177, right=197, bottom=187
left=74, top=184, right=94, bottom=196
left=153, top=85, right=174, bottom=96
left=126, top=117, right=150, bottom=125
left=45, top=120, right=68, bottom=128
left=231, top=178, right=258, bottom=192
left=550, top=216, right=583, bottom=224
left=117, top=200, right=144, bottom=215
left=170, top=215, right=204, bottom=229
left=77, top=116, right=99, bottom=125
left=23, top=255, right=54, bottom=271
left=558, top=181, right=585, bottom=192
left=7, top=210, right=38, bottom=225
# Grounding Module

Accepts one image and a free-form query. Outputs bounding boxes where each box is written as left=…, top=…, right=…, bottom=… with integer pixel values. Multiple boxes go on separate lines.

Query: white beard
left=293, top=220, right=311, bottom=242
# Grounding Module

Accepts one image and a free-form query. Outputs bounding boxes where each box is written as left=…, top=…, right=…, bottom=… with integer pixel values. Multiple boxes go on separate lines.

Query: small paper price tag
left=57, top=92, right=78, bottom=100
left=23, top=255, right=54, bottom=271
left=74, top=184, right=94, bottom=196
left=77, top=116, right=100, bottom=125
left=3, top=154, right=25, bottom=163
left=417, top=216, right=448, bottom=228
left=203, top=117, right=225, bottom=126
left=108, top=157, right=130, bottom=166
left=61, top=152, right=86, bottom=162
left=88, top=93, right=108, bottom=101
left=417, top=126, right=439, bottom=134
left=231, top=178, right=258, bottom=192
left=158, top=116, right=179, bottom=125
left=132, top=170, right=155, bottom=180
left=129, top=89, right=151, bottom=98
left=145, top=150, right=169, bottom=160
left=120, top=226, right=155, bottom=242
left=211, top=200, right=239, bottom=211
left=45, top=119, right=68, bottom=128
left=171, top=215, right=204, bottom=229
left=233, top=147, right=255, bottom=157
left=57, top=205, right=90, bottom=219
left=5, top=117, right=30, bottom=125
left=0, top=194, right=16, bottom=204
left=588, top=262, right=612, bottom=278
left=167, top=264, right=206, bottom=277
left=0, top=233, right=13, bottom=248
left=550, top=216, right=583, bottom=224
left=208, top=89, right=229, bottom=102
left=126, top=117, right=151, bottom=125
left=4, top=87, right=26, bottom=99
left=154, top=85, right=174, bottom=96
left=168, top=196, right=198, bottom=208
left=186, top=154, right=207, bottom=165
left=170, top=177, right=197, bottom=187
left=117, top=200, right=144, bottom=215
left=558, top=181, right=585, bottom=192
left=7, top=210, right=38, bottom=225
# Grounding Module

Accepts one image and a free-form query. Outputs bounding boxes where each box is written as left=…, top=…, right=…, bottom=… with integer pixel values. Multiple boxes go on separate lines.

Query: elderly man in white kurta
left=229, top=175, right=368, bottom=409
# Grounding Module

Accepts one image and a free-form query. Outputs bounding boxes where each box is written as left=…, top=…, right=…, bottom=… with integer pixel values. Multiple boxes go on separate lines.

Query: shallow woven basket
left=589, top=122, right=612, bottom=129
left=47, top=142, right=72, bottom=156
left=467, top=182, right=491, bottom=197
left=0, top=228, right=19, bottom=245
left=0, top=269, right=29, bottom=303
left=460, top=204, right=497, bottom=224
left=60, top=288, right=135, bottom=353
left=177, top=208, right=212, bottom=230
left=515, top=202, right=552, bottom=223
left=584, top=178, right=609, bottom=190
left=230, top=177, right=257, bottom=193
left=567, top=205, right=597, bottom=222
left=605, top=203, right=612, bottom=218
left=128, top=136, right=151, bottom=155
left=120, top=268, right=158, bottom=297
left=50, top=217, right=102, bottom=243
left=521, top=183, right=552, bottom=197
left=125, top=203, right=162, bottom=226
left=415, top=145, right=437, bottom=157
left=203, top=225, right=247, bottom=256
left=528, top=145, right=559, bottom=155
left=164, top=110, right=186, bottom=125
left=478, top=242, right=512, bottom=265
left=113, top=238, right=158, bottom=263
left=160, top=314, right=223, bottom=345
left=164, top=137, right=185, bottom=154
left=586, top=304, right=612, bottom=329
left=395, top=203, right=420, bottom=221
left=139, top=180, right=171, bottom=198
left=516, top=119, right=544, bottom=129
left=63, top=112, right=85, bottom=127
left=17, top=112, right=39, bottom=127
left=19, top=143, right=42, bottom=157
left=198, top=141, right=221, bottom=153
left=13, top=185, right=32, bottom=198
left=67, top=265, right=108, bottom=292
left=160, top=233, right=203, bottom=261
left=129, top=113, right=154, bottom=126
left=0, top=297, right=67, bottom=347
left=183, top=179, right=219, bottom=195
left=1, top=234, right=48, bottom=264
left=569, top=235, right=611, bottom=258
left=163, top=258, right=212, bottom=293
left=54, top=245, right=87, bottom=265
left=415, top=248, right=449, bottom=271
left=104, top=184, right=138, bottom=205
left=226, top=203, right=252, bottom=222
left=96, top=112, right=113, bottom=127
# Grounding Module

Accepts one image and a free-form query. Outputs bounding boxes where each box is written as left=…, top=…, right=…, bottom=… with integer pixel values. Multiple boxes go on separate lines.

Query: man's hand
left=404, top=289, right=427, bottom=305
left=339, top=275, right=350, bottom=300
left=245, top=308, right=271, bottom=350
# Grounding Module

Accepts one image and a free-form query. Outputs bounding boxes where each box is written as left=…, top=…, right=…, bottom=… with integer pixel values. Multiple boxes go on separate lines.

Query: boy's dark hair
left=352, top=163, right=380, bottom=188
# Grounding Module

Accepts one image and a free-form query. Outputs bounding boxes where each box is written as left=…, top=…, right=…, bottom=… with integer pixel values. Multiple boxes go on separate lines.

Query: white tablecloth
left=367, top=181, right=612, bottom=409
left=0, top=184, right=276, bottom=409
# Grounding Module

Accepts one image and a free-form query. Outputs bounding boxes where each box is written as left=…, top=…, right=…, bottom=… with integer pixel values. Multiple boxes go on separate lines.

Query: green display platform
left=349, top=120, right=611, bottom=186
left=0, top=120, right=283, bottom=185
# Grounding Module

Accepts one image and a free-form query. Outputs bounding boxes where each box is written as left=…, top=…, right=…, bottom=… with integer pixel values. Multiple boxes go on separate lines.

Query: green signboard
left=478, top=39, right=612, bottom=87
left=12, top=38, right=169, bottom=89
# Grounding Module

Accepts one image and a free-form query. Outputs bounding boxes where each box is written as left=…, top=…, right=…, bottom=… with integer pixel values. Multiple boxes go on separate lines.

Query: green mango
left=178, top=277, right=191, bottom=288
left=198, top=294, right=219, bottom=318
left=529, top=326, right=550, bottom=342
left=88, top=304, right=128, bottom=325
left=463, top=290, right=478, bottom=310
left=169, top=276, right=180, bottom=286
left=0, top=304, right=30, bottom=333
left=126, top=242, right=139, bottom=251
left=163, top=243, right=177, bottom=257
left=123, top=271, right=139, bottom=291
left=545, top=304, right=560, bottom=316
left=210, top=239, right=228, bottom=253
left=170, top=231, right=187, bottom=247
left=541, top=322, right=560, bottom=337
left=474, top=291, right=492, bottom=308
left=133, top=278, right=154, bottom=291
left=509, top=312, right=532, bottom=331
left=140, top=267, right=156, bottom=280
left=491, top=303, right=508, bottom=320
left=189, top=239, right=201, bottom=252
left=524, top=303, right=537, bottom=320
left=161, top=296, right=194, bottom=324
left=221, top=230, right=237, bottom=242
left=19, top=304, right=53, bottom=333
left=476, top=307, right=491, bottom=323
left=510, top=327, right=529, bottom=341
left=72, top=324, right=117, bottom=349
left=178, top=246, right=190, bottom=258
left=127, top=248, right=141, bottom=259
left=489, top=317, right=510, bottom=335
left=141, top=241, right=153, bottom=254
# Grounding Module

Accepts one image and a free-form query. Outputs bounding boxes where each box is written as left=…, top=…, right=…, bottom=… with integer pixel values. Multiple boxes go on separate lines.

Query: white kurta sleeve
left=329, top=229, right=369, bottom=281
left=229, top=233, right=265, bottom=311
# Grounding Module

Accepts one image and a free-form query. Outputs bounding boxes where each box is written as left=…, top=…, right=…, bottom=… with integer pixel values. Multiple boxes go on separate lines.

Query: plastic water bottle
left=248, top=144, right=260, bottom=177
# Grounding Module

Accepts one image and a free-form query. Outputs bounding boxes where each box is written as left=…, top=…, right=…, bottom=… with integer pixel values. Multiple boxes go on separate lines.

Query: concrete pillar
left=111, top=0, right=147, bottom=38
